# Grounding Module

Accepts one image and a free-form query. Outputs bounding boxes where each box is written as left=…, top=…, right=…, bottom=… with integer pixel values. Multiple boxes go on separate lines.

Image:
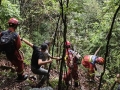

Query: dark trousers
left=31, top=66, right=49, bottom=85
left=117, top=84, right=120, bottom=90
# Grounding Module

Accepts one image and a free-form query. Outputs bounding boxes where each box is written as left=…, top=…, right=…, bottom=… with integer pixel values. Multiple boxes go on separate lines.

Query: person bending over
left=81, top=55, right=104, bottom=81
left=22, top=38, right=59, bottom=87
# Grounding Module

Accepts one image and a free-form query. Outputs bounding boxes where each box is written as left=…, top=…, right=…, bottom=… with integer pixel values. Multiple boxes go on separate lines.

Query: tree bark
left=0, top=0, right=1, bottom=5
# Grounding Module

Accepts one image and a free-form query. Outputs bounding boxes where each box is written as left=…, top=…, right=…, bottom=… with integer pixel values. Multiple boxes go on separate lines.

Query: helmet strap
left=9, top=24, right=18, bottom=29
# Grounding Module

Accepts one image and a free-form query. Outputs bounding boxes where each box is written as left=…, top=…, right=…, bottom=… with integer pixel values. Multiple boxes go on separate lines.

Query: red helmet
left=65, top=41, right=71, bottom=46
left=8, top=18, right=19, bottom=25
left=96, top=57, right=104, bottom=65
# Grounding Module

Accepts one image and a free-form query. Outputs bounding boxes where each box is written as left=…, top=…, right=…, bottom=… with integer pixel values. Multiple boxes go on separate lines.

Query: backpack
left=0, top=30, right=18, bottom=53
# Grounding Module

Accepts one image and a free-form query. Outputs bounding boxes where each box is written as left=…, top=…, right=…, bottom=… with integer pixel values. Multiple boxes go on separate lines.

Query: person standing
left=63, top=41, right=79, bottom=88
left=0, top=18, right=28, bottom=81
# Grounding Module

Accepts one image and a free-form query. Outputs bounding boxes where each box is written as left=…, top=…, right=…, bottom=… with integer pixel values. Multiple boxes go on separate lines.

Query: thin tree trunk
left=98, top=5, right=120, bottom=90
left=0, top=0, right=1, bottom=5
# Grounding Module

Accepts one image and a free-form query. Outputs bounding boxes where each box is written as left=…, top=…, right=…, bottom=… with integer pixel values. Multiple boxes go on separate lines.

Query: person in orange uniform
left=81, top=55, right=104, bottom=81
left=0, top=18, right=28, bottom=81
left=63, top=41, right=79, bottom=87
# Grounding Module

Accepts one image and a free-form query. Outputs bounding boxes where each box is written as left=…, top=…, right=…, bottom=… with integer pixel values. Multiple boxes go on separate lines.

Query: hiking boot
left=65, top=82, right=70, bottom=86
left=74, top=82, right=78, bottom=87
left=16, top=74, right=28, bottom=82
left=36, top=83, right=43, bottom=88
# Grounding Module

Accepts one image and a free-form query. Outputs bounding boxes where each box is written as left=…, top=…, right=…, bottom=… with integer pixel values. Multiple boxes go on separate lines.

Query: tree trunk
left=0, top=0, right=1, bottom=5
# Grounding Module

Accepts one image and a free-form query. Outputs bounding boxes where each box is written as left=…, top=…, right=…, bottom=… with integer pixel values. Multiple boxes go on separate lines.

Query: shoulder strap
left=1, top=30, right=8, bottom=35
left=12, top=32, right=18, bottom=40
left=7, top=30, right=18, bottom=39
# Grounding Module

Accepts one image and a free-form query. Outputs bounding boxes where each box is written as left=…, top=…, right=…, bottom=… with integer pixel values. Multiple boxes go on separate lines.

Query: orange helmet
left=65, top=41, right=71, bottom=46
left=96, top=57, right=104, bottom=65
left=8, top=18, right=19, bottom=25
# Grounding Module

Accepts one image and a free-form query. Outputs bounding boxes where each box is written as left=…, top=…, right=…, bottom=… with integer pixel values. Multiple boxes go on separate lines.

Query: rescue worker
left=63, top=41, right=79, bottom=87
left=0, top=18, right=28, bottom=81
left=81, top=55, right=104, bottom=81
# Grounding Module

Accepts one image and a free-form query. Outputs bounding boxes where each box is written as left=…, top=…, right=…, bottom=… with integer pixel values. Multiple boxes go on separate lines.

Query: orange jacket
left=82, top=55, right=97, bottom=75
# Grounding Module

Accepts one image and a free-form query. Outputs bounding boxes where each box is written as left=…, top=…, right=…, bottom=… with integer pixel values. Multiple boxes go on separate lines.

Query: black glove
left=95, top=65, right=97, bottom=71
left=20, top=38, right=23, bottom=41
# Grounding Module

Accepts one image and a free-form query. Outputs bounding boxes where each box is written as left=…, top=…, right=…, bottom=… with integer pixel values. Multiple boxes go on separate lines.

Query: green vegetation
left=0, top=0, right=120, bottom=89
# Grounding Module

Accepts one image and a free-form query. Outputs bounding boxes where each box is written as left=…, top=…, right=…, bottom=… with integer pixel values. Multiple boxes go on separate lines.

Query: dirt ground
left=0, top=58, right=100, bottom=90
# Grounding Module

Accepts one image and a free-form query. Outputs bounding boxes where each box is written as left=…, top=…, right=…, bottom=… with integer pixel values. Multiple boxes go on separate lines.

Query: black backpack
left=0, top=30, right=18, bottom=53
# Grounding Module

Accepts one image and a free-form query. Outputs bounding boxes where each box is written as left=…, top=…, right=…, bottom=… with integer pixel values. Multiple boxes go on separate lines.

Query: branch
left=58, top=0, right=69, bottom=90
left=98, top=5, right=120, bottom=90
left=0, top=0, right=1, bottom=5
left=110, top=82, right=116, bottom=90
left=94, top=46, right=101, bottom=56
left=47, top=16, right=61, bottom=85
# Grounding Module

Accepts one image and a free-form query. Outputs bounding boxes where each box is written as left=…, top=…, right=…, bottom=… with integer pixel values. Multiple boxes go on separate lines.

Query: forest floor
left=0, top=57, right=102, bottom=90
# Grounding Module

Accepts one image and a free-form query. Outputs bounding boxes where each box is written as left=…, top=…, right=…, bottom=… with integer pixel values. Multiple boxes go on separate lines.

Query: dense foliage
left=0, top=0, right=120, bottom=89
